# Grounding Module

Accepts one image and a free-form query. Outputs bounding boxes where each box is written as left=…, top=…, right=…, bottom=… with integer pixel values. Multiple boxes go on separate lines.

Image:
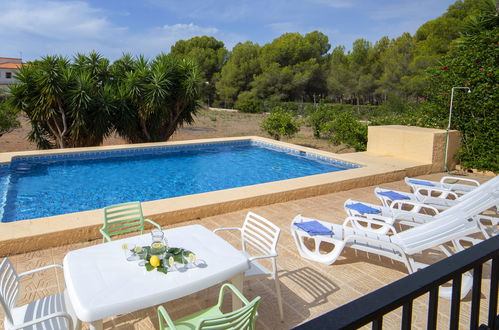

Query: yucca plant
left=113, top=53, right=202, bottom=143
left=8, top=53, right=115, bottom=148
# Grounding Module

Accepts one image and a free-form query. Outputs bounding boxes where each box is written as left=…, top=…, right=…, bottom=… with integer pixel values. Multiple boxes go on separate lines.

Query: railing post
left=470, top=264, right=483, bottom=329
left=450, top=275, right=462, bottom=330
left=488, top=256, right=498, bottom=329
left=401, top=301, right=413, bottom=330
left=427, top=287, right=439, bottom=330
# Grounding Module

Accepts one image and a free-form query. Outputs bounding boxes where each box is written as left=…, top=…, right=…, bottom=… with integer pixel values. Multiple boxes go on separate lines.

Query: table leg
left=230, top=272, right=244, bottom=310
left=89, top=320, right=103, bottom=330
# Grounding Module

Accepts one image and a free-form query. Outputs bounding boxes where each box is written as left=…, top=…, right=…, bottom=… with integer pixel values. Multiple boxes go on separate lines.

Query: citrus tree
left=261, top=107, right=300, bottom=140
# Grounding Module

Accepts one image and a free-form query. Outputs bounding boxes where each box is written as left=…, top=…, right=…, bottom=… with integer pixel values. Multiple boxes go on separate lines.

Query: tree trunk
left=140, top=117, right=151, bottom=142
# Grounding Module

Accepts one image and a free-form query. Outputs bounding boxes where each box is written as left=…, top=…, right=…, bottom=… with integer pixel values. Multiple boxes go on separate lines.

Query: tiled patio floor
left=1, top=173, right=494, bottom=329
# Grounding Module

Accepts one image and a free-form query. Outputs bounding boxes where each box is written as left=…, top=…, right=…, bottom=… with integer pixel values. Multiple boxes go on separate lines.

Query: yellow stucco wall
left=367, top=125, right=461, bottom=172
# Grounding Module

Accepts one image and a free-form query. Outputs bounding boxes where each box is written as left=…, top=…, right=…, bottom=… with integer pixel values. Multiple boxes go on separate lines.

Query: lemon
left=169, top=256, right=175, bottom=267
left=188, top=253, right=196, bottom=263
left=151, top=242, right=164, bottom=249
left=134, top=246, right=143, bottom=253
left=150, top=255, right=160, bottom=267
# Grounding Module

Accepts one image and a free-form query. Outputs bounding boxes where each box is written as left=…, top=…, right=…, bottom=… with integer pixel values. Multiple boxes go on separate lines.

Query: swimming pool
left=0, top=140, right=359, bottom=222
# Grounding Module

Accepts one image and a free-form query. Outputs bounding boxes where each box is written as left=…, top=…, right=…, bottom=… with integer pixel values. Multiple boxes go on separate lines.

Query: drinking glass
left=166, top=254, right=176, bottom=272
left=136, top=246, right=147, bottom=266
left=182, top=250, right=197, bottom=269
left=124, top=243, right=139, bottom=261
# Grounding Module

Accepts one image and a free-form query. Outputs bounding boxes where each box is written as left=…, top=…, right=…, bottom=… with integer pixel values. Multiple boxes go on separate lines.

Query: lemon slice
left=169, top=256, right=175, bottom=267
left=188, top=253, right=196, bottom=263
left=151, top=242, right=164, bottom=249
left=121, top=243, right=129, bottom=250
left=134, top=246, right=143, bottom=253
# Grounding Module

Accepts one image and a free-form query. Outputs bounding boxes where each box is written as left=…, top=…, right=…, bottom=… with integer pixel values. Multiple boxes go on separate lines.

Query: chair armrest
left=440, top=176, right=480, bottom=186
left=145, top=218, right=162, bottom=230
left=18, top=264, right=63, bottom=278
left=248, top=253, right=277, bottom=262
left=343, top=216, right=398, bottom=235
left=157, top=306, right=177, bottom=330
left=100, top=228, right=112, bottom=242
left=213, top=227, right=242, bottom=233
left=13, top=311, right=73, bottom=329
left=415, top=187, right=458, bottom=200
left=217, top=283, right=250, bottom=309
left=390, top=200, right=440, bottom=215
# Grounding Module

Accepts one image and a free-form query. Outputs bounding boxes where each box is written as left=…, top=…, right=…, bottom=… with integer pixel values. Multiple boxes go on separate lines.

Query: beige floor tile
left=0, top=173, right=494, bottom=329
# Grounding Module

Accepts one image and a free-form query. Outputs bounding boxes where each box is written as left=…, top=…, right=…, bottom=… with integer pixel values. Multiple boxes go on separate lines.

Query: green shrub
left=320, top=111, right=367, bottom=151
left=261, top=107, right=301, bottom=140
left=234, top=92, right=264, bottom=113
left=308, top=103, right=337, bottom=138
left=0, top=100, right=19, bottom=137
left=377, top=94, right=407, bottom=115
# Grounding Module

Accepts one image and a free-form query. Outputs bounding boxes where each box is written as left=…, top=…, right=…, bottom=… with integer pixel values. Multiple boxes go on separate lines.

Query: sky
left=0, top=0, right=457, bottom=62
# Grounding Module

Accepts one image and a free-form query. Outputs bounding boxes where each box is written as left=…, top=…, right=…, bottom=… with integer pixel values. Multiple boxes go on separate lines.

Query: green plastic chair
left=157, top=284, right=260, bottom=330
left=100, top=201, right=161, bottom=242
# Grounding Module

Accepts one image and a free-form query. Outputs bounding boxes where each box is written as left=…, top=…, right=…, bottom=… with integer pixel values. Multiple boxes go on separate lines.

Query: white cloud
left=0, top=0, right=225, bottom=60
left=123, top=23, right=221, bottom=57
left=160, top=23, right=218, bottom=36
left=0, top=1, right=124, bottom=41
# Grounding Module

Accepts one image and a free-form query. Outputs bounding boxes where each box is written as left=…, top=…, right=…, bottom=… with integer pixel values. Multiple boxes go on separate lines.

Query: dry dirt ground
left=0, top=108, right=353, bottom=153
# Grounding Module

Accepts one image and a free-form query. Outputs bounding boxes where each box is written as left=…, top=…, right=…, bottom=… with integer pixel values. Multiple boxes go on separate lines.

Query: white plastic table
left=63, top=224, right=249, bottom=330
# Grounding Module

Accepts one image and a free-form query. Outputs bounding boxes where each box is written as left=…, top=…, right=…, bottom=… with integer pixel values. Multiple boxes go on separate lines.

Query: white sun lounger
left=404, top=176, right=480, bottom=195
left=375, top=175, right=499, bottom=209
left=291, top=183, right=499, bottom=299
left=344, top=198, right=437, bottom=228
left=344, top=195, right=497, bottom=238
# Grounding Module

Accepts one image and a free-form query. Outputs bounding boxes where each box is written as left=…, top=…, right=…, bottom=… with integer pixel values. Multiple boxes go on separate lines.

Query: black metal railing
left=294, top=235, right=499, bottom=330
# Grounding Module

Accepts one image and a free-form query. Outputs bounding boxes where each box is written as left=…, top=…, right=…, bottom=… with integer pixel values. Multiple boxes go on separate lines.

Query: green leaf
left=145, top=263, right=154, bottom=272
left=168, top=248, right=182, bottom=255
left=157, top=267, right=168, bottom=274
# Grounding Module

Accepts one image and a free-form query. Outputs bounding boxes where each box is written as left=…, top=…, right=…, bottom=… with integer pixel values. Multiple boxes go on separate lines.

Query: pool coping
left=0, top=136, right=433, bottom=256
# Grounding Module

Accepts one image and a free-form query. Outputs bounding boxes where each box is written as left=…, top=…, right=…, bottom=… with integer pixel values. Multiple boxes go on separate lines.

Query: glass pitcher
left=150, top=229, right=167, bottom=257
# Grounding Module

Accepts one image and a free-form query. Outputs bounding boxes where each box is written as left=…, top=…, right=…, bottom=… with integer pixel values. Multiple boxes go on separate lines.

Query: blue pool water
left=0, top=141, right=358, bottom=222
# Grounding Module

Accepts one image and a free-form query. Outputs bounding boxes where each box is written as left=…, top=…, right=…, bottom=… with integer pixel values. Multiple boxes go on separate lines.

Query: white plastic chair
left=214, top=211, right=283, bottom=321
left=405, top=176, right=480, bottom=195
left=0, top=258, right=81, bottom=330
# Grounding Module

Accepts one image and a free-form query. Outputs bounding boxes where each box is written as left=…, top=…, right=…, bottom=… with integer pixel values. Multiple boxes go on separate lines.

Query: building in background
left=0, top=57, right=22, bottom=91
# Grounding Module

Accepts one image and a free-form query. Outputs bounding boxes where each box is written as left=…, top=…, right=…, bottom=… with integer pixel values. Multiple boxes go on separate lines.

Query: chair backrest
left=241, top=212, right=280, bottom=257
left=0, top=258, right=19, bottom=324
left=394, top=183, right=499, bottom=255
left=199, top=296, right=261, bottom=329
left=456, top=175, right=499, bottom=203
left=102, top=201, right=145, bottom=239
